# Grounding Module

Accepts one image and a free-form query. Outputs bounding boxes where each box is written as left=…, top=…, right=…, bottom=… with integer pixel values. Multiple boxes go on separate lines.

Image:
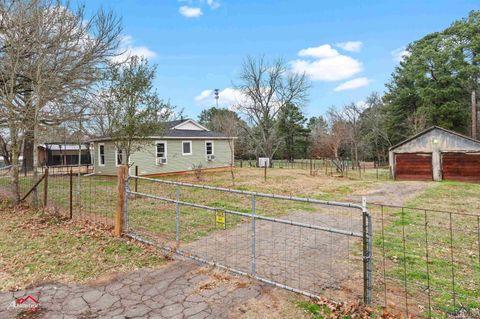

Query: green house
left=89, top=119, right=235, bottom=176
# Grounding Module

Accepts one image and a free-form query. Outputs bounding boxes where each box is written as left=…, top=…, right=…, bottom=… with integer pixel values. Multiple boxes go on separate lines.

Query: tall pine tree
left=277, top=103, right=308, bottom=160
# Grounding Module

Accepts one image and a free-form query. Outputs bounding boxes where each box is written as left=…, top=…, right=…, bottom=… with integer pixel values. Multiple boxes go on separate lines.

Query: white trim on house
left=98, top=143, right=105, bottom=166
left=172, top=119, right=210, bottom=131
left=155, top=140, right=168, bottom=165
left=205, top=140, right=214, bottom=161
left=182, top=141, right=192, bottom=156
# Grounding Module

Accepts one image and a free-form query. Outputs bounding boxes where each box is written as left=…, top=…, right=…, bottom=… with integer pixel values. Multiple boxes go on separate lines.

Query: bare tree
left=0, top=0, right=122, bottom=203
left=103, top=56, right=173, bottom=166
left=235, top=56, right=310, bottom=161
left=212, top=112, right=240, bottom=184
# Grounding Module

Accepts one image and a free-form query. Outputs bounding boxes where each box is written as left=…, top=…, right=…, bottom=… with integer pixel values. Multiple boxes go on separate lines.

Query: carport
left=389, top=126, right=480, bottom=182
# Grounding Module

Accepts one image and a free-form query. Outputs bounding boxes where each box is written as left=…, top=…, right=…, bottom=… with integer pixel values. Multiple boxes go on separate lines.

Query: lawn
left=369, top=181, right=480, bottom=317
left=1, top=167, right=479, bottom=318
left=125, top=167, right=392, bottom=244
left=0, top=200, right=166, bottom=292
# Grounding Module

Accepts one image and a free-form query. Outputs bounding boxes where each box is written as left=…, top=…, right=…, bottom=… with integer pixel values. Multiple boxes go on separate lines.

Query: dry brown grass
left=0, top=203, right=166, bottom=292
left=161, top=167, right=396, bottom=201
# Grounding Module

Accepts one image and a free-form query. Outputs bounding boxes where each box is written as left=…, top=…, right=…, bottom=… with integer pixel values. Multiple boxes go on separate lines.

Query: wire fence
left=125, top=175, right=373, bottom=303
left=0, top=166, right=117, bottom=225
left=368, top=204, right=480, bottom=318
left=0, top=165, right=479, bottom=317
left=235, top=158, right=392, bottom=181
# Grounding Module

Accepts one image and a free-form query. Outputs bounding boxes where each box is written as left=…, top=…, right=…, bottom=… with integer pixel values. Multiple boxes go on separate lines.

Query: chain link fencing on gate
left=124, top=176, right=373, bottom=303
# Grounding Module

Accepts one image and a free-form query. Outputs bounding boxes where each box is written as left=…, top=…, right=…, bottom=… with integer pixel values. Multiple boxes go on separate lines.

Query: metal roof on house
left=40, top=143, right=89, bottom=151
left=389, top=126, right=480, bottom=151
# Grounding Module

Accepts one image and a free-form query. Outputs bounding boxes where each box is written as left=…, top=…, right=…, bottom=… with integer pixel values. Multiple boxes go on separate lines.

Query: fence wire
left=125, top=176, right=372, bottom=303
left=1, top=166, right=479, bottom=318
left=236, top=158, right=392, bottom=181
left=369, top=204, right=480, bottom=318
left=0, top=166, right=116, bottom=226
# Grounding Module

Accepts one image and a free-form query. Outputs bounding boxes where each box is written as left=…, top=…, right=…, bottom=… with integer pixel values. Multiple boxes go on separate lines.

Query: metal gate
left=125, top=176, right=373, bottom=303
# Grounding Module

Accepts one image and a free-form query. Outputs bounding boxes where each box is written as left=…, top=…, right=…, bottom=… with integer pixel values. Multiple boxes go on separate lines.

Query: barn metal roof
left=389, top=126, right=480, bottom=151
left=39, top=143, right=89, bottom=151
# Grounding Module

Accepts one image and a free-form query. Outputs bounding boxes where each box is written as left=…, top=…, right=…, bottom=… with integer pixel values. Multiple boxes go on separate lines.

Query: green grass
left=372, top=181, right=480, bottom=316
left=3, top=169, right=479, bottom=317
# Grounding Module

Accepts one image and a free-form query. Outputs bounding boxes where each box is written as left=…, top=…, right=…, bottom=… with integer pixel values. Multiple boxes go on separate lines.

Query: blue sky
left=84, top=0, right=478, bottom=119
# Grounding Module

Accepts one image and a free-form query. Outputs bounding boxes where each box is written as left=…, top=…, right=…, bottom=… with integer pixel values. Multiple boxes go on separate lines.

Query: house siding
left=92, top=139, right=233, bottom=176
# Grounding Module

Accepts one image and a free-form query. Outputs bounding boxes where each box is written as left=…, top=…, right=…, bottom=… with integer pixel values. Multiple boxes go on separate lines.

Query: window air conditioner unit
left=207, top=154, right=215, bottom=161
left=156, top=157, right=167, bottom=165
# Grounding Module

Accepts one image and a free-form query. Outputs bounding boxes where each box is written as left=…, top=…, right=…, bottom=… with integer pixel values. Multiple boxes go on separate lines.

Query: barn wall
left=389, top=129, right=480, bottom=181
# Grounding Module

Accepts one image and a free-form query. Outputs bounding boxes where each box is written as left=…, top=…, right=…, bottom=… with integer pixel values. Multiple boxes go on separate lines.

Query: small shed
left=38, top=143, right=91, bottom=166
left=389, top=126, right=480, bottom=182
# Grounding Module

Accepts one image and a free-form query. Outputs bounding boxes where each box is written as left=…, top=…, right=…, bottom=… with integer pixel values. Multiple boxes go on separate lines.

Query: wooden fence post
left=43, top=168, right=49, bottom=207
left=115, top=165, right=128, bottom=237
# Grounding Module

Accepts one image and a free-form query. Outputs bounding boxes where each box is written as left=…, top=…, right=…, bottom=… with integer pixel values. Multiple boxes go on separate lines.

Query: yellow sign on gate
left=215, top=210, right=226, bottom=229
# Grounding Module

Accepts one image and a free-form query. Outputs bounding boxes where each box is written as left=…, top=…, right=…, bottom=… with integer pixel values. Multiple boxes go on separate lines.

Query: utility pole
left=214, top=89, right=219, bottom=108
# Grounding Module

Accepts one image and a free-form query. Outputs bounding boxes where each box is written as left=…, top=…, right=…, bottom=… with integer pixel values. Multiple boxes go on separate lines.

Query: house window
left=206, top=141, right=214, bottom=155
left=116, top=148, right=123, bottom=166
left=182, top=141, right=192, bottom=155
left=99, top=144, right=105, bottom=166
left=156, top=141, right=167, bottom=164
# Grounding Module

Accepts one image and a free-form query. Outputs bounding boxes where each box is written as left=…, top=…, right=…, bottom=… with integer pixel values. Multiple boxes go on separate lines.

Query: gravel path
left=347, top=181, right=429, bottom=206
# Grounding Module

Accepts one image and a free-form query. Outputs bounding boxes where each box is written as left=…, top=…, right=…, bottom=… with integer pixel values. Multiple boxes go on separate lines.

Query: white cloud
left=195, top=87, right=245, bottom=108
left=298, top=44, right=339, bottom=58
left=194, top=90, right=213, bottom=102
left=334, top=77, right=370, bottom=91
left=112, top=35, right=157, bottom=62
left=391, top=47, right=410, bottom=62
left=179, top=6, right=203, bottom=17
left=291, top=44, right=363, bottom=81
left=291, top=56, right=362, bottom=81
left=207, top=0, right=220, bottom=9
left=337, top=41, right=362, bottom=52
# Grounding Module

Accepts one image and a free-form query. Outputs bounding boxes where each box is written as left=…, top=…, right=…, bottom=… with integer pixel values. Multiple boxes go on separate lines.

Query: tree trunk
left=10, top=131, right=20, bottom=204
left=472, top=89, right=477, bottom=140
left=23, top=96, right=35, bottom=172
left=32, top=118, right=39, bottom=208
left=23, top=131, right=34, bottom=172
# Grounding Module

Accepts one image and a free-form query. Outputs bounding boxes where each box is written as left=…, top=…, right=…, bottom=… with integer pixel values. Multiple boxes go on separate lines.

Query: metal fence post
left=69, top=168, right=73, bottom=219
left=43, top=167, right=49, bottom=207
left=251, top=194, right=256, bottom=275
left=362, top=196, right=373, bottom=304
left=176, top=185, right=180, bottom=243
